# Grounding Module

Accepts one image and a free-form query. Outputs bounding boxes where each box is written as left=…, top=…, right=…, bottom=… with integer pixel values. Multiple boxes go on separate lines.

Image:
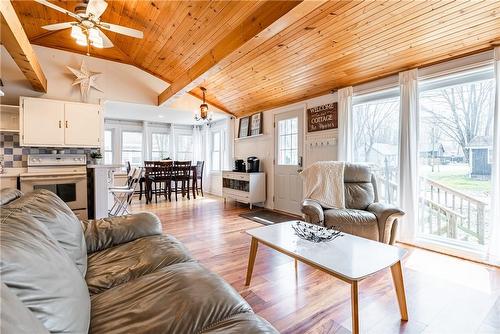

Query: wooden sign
left=307, top=102, right=338, bottom=132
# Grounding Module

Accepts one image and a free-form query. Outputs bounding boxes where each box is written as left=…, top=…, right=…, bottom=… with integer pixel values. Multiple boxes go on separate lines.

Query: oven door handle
left=21, top=174, right=87, bottom=181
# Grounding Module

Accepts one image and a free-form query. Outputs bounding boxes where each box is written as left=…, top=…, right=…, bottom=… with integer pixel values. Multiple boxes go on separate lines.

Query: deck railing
left=418, top=177, right=489, bottom=245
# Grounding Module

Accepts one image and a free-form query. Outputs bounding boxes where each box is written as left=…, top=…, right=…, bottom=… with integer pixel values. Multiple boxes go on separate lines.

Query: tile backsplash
left=0, top=132, right=97, bottom=168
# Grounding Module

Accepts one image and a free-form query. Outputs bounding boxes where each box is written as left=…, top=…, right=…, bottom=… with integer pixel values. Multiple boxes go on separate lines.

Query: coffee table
left=245, top=221, right=408, bottom=334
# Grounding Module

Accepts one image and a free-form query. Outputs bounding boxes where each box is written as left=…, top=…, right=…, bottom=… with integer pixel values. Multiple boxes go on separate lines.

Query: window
left=418, top=66, right=495, bottom=248
left=277, top=117, right=298, bottom=165
left=176, top=134, right=193, bottom=161
left=104, top=130, right=113, bottom=164
left=352, top=89, right=400, bottom=204
left=121, top=131, right=143, bottom=166
left=151, top=133, right=170, bottom=160
left=211, top=131, right=222, bottom=171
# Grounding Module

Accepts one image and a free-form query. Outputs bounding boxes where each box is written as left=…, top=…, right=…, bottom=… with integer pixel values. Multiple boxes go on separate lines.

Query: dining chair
left=171, top=161, right=192, bottom=201
left=194, top=161, right=205, bottom=196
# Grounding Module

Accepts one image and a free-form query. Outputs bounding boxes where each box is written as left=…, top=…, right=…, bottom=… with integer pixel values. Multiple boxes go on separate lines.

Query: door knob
left=297, top=169, right=303, bottom=173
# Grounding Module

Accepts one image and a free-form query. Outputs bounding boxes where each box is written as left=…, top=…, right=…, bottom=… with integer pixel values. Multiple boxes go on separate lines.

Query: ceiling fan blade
left=34, top=0, right=81, bottom=21
left=41, top=22, right=75, bottom=31
left=97, top=29, right=114, bottom=48
left=99, top=22, right=143, bottom=39
left=86, top=0, right=108, bottom=19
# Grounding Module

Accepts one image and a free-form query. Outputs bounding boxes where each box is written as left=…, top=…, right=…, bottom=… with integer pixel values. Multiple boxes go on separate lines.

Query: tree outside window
left=152, top=133, right=170, bottom=160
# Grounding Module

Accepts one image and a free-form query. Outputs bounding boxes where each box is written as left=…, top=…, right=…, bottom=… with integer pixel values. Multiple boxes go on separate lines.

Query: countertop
left=0, top=168, right=27, bottom=178
left=87, top=164, right=123, bottom=169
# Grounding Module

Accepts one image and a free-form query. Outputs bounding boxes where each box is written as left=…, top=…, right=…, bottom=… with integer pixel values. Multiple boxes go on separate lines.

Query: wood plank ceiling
left=11, top=0, right=500, bottom=116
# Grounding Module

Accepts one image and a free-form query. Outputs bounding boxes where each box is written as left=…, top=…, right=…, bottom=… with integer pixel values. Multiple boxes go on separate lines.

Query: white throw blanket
left=300, top=161, right=345, bottom=209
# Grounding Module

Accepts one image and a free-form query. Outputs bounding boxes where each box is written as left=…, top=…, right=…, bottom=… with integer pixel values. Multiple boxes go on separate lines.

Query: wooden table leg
left=351, top=281, right=359, bottom=334
left=245, top=237, right=259, bottom=286
left=390, top=260, right=408, bottom=321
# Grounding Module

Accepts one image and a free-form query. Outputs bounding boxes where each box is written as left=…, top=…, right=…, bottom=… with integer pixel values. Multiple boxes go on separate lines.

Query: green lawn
left=422, top=164, right=491, bottom=193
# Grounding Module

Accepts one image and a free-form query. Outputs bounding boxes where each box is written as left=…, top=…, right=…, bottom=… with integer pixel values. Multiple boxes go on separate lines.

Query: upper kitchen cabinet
left=20, top=97, right=102, bottom=148
left=21, top=97, right=65, bottom=146
left=64, top=102, right=101, bottom=147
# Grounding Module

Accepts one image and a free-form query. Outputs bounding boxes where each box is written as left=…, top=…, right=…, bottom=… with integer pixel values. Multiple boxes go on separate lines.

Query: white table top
left=246, top=221, right=406, bottom=281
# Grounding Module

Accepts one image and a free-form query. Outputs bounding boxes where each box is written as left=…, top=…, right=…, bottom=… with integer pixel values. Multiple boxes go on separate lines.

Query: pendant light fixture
left=195, top=87, right=213, bottom=123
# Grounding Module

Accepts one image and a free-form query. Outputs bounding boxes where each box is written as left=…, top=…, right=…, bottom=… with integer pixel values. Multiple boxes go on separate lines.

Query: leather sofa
left=0, top=188, right=278, bottom=334
left=301, top=163, right=404, bottom=245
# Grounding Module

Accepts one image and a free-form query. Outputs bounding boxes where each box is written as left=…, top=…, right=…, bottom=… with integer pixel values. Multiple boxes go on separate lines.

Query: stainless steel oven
left=20, top=154, right=88, bottom=219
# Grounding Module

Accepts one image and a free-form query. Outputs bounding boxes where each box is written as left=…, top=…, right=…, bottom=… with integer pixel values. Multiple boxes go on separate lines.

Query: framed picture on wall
left=249, top=112, right=263, bottom=136
left=238, top=117, right=250, bottom=138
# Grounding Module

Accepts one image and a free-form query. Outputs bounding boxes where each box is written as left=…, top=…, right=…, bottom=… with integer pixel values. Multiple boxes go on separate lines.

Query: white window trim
left=211, top=130, right=222, bottom=171
left=121, top=130, right=144, bottom=166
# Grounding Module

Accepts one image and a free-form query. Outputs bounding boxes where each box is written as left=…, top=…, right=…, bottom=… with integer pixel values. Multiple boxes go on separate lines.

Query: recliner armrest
left=301, top=199, right=325, bottom=225
left=81, top=212, right=162, bottom=254
left=367, top=202, right=404, bottom=244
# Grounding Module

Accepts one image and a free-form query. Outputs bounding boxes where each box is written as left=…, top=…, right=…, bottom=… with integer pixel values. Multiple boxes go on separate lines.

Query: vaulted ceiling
left=10, top=0, right=500, bottom=116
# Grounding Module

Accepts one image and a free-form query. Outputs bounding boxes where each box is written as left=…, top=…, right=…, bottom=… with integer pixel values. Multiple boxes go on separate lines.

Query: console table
left=222, top=171, right=265, bottom=209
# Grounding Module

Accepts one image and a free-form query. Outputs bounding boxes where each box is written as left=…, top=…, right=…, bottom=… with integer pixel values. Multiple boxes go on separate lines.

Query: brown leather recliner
left=301, top=163, right=404, bottom=245
left=0, top=188, right=278, bottom=334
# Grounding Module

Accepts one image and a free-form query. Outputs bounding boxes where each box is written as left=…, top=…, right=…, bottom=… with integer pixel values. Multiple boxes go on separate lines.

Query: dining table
left=141, top=161, right=198, bottom=204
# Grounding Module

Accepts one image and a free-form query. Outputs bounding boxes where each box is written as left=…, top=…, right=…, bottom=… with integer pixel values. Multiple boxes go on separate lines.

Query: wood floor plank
left=131, top=195, right=500, bottom=334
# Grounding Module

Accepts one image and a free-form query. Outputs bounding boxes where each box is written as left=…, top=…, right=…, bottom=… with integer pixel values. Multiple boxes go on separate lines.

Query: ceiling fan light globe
left=71, top=25, right=83, bottom=38
left=76, top=37, right=88, bottom=46
left=89, top=27, right=100, bottom=40
left=92, top=38, right=104, bottom=48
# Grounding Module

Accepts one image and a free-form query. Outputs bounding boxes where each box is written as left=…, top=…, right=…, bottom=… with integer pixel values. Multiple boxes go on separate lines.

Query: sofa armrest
left=81, top=212, right=162, bottom=254
left=301, top=199, right=325, bottom=225
left=367, top=202, right=404, bottom=244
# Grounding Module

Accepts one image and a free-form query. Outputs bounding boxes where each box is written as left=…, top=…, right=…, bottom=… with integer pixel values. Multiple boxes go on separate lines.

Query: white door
left=274, top=109, right=303, bottom=214
left=22, top=98, right=65, bottom=146
left=64, top=102, right=101, bottom=147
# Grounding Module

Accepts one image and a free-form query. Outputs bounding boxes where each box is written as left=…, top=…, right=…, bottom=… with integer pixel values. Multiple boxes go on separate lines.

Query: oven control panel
left=28, top=154, right=87, bottom=166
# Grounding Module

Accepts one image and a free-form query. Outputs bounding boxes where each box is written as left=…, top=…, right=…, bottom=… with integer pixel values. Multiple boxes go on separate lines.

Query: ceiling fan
left=35, top=0, right=143, bottom=53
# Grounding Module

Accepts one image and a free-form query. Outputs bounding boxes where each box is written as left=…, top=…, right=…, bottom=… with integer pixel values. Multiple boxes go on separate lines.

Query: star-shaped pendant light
left=67, top=60, right=103, bottom=102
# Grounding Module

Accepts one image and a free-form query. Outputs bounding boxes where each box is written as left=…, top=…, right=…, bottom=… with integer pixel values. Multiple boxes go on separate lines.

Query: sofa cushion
left=0, top=188, right=23, bottom=206
left=90, top=262, right=272, bottom=334
left=201, top=313, right=278, bottom=333
left=323, top=208, right=379, bottom=241
left=0, top=283, right=49, bottom=334
left=0, top=209, right=90, bottom=334
left=2, top=189, right=87, bottom=276
left=86, top=234, right=194, bottom=294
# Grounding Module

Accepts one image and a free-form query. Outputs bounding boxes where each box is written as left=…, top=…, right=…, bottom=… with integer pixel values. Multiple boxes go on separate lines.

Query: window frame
left=121, top=130, right=143, bottom=166
left=175, top=133, right=194, bottom=161
left=151, top=132, right=170, bottom=161
left=211, top=130, right=222, bottom=171
left=103, top=129, right=114, bottom=164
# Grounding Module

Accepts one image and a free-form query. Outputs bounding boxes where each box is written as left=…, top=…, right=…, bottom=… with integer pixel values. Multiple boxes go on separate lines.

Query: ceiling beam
left=158, top=0, right=312, bottom=107
left=0, top=0, right=47, bottom=92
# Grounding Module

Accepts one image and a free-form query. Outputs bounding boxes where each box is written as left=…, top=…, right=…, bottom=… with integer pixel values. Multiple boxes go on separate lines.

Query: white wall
left=233, top=93, right=338, bottom=209
left=0, top=45, right=227, bottom=122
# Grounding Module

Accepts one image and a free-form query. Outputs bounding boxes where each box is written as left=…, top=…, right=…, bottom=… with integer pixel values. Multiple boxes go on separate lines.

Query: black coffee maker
left=246, top=157, right=260, bottom=173
left=233, top=159, right=246, bottom=172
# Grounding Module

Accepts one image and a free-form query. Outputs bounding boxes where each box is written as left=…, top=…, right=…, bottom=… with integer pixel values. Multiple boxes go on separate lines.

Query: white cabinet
left=222, top=171, right=266, bottom=209
left=22, top=98, right=65, bottom=146
left=20, top=97, right=101, bottom=147
left=64, top=102, right=101, bottom=147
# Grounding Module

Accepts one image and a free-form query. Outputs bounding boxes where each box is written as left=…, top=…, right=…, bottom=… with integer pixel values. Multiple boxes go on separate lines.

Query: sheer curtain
left=398, top=69, right=419, bottom=242
left=192, top=125, right=203, bottom=163
left=337, top=86, right=353, bottom=161
left=487, top=47, right=500, bottom=264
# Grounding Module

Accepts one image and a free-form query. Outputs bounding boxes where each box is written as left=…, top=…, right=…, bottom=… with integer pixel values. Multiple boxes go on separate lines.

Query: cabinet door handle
left=65, top=121, right=68, bottom=128
left=58, top=120, right=62, bottom=128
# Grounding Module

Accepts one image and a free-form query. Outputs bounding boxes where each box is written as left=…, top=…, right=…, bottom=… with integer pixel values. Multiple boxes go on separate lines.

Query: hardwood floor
left=131, top=195, right=500, bottom=334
